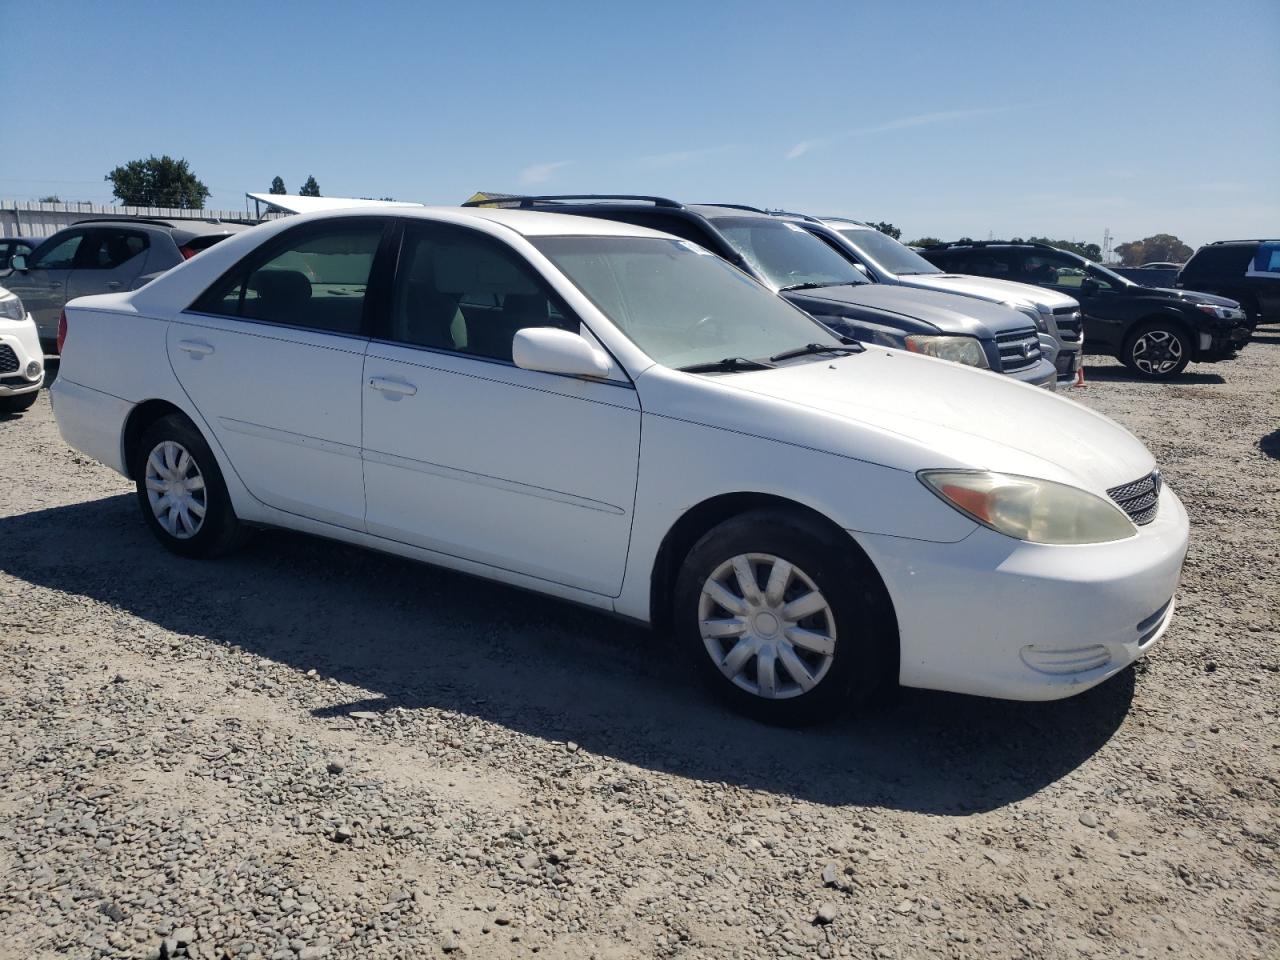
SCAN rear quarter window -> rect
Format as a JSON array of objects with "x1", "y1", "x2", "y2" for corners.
[{"x1": 1184, "y1": 245, "x2": 1254, "y2": 277}]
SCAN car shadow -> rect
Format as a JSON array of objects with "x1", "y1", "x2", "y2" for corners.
[
  {"x1": 1260, "y1": 428, "x2": 1280, "y2": 461},
  {"x1": 1082, "y1": 365, "x2": 1225, "y2": 385},
  {"x1": 0, "y1": 494, "x2": 1136, "y2": 815}
]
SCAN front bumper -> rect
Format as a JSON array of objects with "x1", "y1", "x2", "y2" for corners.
[
  {"x1": 854, "y1": 484, "x2": 1190, "y2": 701},
  {"x1": 1005, "y1": 356, "x2": 1058, "y2": 390},
  {"x1": 1196, "y1": 325, "x2": 1250, "y2": 362},
  {"x1": 0, "y1": 332, "x2": 44, "y2": 396}
]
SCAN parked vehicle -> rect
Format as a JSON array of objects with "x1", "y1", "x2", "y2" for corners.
[
  {"x1": 7, "y1": 218, "x2": 249, "y2": 350},
  {"x1": 1177, "y1": 240, "x2": 1280, "y2": 326},
  {"x1": 0, "y1": 237, "x2": 37, "y2": 275},
  {"x1": 466, "y1": 196, "x2": 1057, "y2": 388},
  {"x1": 920, "y1": 241, "x2": 1251, "y2": 379},
  {"x1": 807, "y1": 217, "x2": 1083, "y2": 384},
  {"x1": 52, "y1": 206, "x2": 1189, "y2": 723},
  {"x1": 0, "y1": 286, "x2": 44, "y2": 414}
]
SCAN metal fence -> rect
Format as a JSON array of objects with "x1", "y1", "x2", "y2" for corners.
[{"x1": 1, "y1": 200, "x2": 258, "y2": 238}]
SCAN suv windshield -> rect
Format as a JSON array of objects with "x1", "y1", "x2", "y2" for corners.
[
  {"x1": 835, "y1": 227, "x2": 941, "y2": 276},
  {"x1": 532, "y1": 236, "x2": 842, "y2": 371},
  {"x1": 709, "y1": 217, "x2": 866, "y2": 290}
]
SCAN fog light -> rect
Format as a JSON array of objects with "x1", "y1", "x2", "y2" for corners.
[
  {"x1": 26, "y1": 360, "x2": 42, "y2": 379},
  {"x1": 1020, "y1": 644, "x2": 1111, "y2": 675}
]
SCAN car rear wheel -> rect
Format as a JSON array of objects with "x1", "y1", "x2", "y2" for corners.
[
  {"x1": 1122, "y1": 322, "x2": 1191, "y2": 379},
  {"x1": 134, "y1": 414, "x2": 244, "y2": 558},
  {"x1": 0, "y1": 391, "x2": 39, "y2": 414},
  {"x1": 674, "y1": 508, "x2": 895, "y2": 725}
]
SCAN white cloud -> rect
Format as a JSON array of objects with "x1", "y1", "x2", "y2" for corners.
[
  {"x1": 635, "y1": 144, "x2": 735, "y2": 168},
  {"x1": 785, "y1": 139, "x2": 821, "y2": 160},
  {"x1": 518, "y1": 161, "x2": 572, "y2": 184},
  {"x1": 786, "y1": 106, "x2": 1009, "y2": 159}
]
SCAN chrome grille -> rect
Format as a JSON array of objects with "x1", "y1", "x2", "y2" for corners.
[
  {"x1": 1053, "y1": 307, "x2": 1083, "y2": 343},
  {"x1": 0, "y1": 344, "x2": 18, "y2": 374},
  {"x1": 995, "y1": 327, "x2": 1043, "y2": 372},
  {"x1": 1107, "y1": 471, "x2": 1162, "y2": 525}
]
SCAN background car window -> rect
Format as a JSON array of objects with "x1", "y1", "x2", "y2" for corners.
[
  {"x1": 29, "y1": 233, "x2": 84, "y2": 270},
  {"x1": 1249, "y1": 243, "x2": 1280, "y2": 276},
  {"x1": 76, "y1": 231, "x2": 149, "y2": 270},
  {"x1": 714, "y1": 218, "x2": 863, "y2": 289},
  {"x1": 389, "y1": 224, "x2": 576, "y2": 362},
  {"x1": 192, "y1": 222, "x2": 383, "y2": 334}
]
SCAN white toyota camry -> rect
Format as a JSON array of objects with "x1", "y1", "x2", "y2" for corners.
[{"x1": 50, "y1": 207, "x2": 1189, "y2": 723}]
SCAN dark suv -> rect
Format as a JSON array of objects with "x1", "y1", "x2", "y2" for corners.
[
  {"x1": 465, "y1": 196, "x2": 1056, "y2": 387},
  {"x1": 920, "y1": 241, "x2": 1251, "y2": 379},
  {"x1": 1177, "y1": 240, "x2": 1279, "y2": 327},
  {"x1": 7, "y1": 217, "x2": 249, "y2": 350}
]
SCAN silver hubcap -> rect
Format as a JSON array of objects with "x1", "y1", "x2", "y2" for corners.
[
  {"x1": 698, "y1": 553, "x2": 837, "y2": 700},
  {"x1": 1132, "y1": 330, "x2": 1183, "y2": 374},
  {"x1": 144, "y1": 440, "x2": 207, "y2": 539}
]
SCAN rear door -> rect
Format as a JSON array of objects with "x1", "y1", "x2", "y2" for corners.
[
  {"x1": 171, "y1": 217, "x2": 391, "y2": 530},
  {"x1": 1246, "y1": 242, "x2": 1280, "y2": 319},
  {"x1": 66, "y1": 227, "x2": 152, "y2": 301},
  {"x1": 7, "y1": 229, "x2": 86, "y2": 343}
]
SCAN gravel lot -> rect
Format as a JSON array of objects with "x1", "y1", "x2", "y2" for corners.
[{"x1": 2, "y1": 342, "x2": 1277, "y2": 960}]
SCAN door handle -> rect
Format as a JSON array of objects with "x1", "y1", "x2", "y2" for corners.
[
  {"x1": 177, "y1": 340, "x2": 214, "y2": 356},
  {"x1": 368, "y1": 377, "x2": 417, "y2": 397},
  {"x1": 105, "y1": 281, "x2": 122, "y2": 290}
]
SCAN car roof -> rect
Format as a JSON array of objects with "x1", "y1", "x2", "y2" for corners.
[
  {"x1": 1206, "y1": 239, "x2": 1277, "y2": 246},
  {"x1": 69, "y1": 217, "x2": 251, "y2": 238},
  {"x1": 410, "y1": 206, "x2": 673, "y2": 239},
  {"x1": 2, "y1": 236, "x2": 39, "y2": 244}
]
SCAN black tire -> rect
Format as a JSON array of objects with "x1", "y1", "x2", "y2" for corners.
[
  {"x1": 132, "y1": 414, "x2": 244, "y2": 558},
  {"x1": 673, "y1": 508, "x2": 897, "y2": 726},
  {"x1": 0, "y1": 390, "x2": 39, "y2": 414},
  {"x1": 1121, "y1": 321, "x2": 1191, "y2": 379}
]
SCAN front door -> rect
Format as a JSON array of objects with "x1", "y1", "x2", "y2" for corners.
[
  {"x1": 8, "y1": 229, "x2": 86, "y2": 344},
  {"x1": 361, "y1": 220, "x2": 641, "y2": 596},
  {"x1": 171, "y1": 218, "x2": 390, "y2": 530}
]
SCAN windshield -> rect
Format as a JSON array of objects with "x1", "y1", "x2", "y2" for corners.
[
  {"x1": 531, "y1": 236, "x2": 842, "y2": 370},
  {"x1": 709, "y1": 217, "x2": 866, "y2": 290},
  {"x1": 1087, "y1": 261, "x2": 1136, "y2": 287},
  {"x1": 836, "y1": 227, "x2": 942, "y2": 276}
]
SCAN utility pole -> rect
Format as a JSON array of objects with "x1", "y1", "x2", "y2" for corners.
[{"x1": 1102, "y1": 228, "x2": 1113, "y2": 264}]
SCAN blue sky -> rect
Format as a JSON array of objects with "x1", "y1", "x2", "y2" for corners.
[{"x1": 2, "y1": 0, "x2": 1277, "y2": 248}]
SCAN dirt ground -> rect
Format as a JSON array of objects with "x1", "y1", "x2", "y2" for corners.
[{"x1": 1, "y1": 341, "x2": 1277, "y2": 960}]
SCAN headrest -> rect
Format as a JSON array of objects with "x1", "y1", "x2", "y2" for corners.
[{"x1": 250, "y1": 269, "x2": 312, "y2": 305}]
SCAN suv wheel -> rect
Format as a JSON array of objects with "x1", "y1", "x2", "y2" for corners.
[
  {"x1": 1122, "y1": 321, "x2": 1191, "y2": 379},
  {"x1": 674, "y1": 509, "x2": 895, "y2": 725},
  {"x1": 133, "y1": 414, "x2": 245, "y2": 558}
]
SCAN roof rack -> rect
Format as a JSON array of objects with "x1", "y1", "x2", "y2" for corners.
[
  {"x1": 694, "y1": 203, "x2": 768, "y2": 213},
  {"x1": 71, "y1": 216, "x2": 182, "y2": 227},
  {"x1": 461, "y1": 194, "x2": 684, "y2": 209},
  {"x1": 765, "y1": 209, "x2": 823, "y2": 224},
  {"x1": 1209, "y1": 238, "x2": 1277, "y2": 244},
  {"x1": 923, "y1": 239, "x2": 1059, "y2": 251}
]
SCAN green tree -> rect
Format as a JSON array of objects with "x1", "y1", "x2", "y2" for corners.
[
  {"x1": 299, "y1": 176, "x2": 321, "y2": 197},
  {"x1": 1114, "y1": 234, "x2": 1193, "y2": 266},
  {"x1": 37, "y1": 195, "x2": 61, "y2": 203},
  {"x1": 269, "y1": 176, "x2": 287, "y2": 195},
  {"x1": 1027, "y1": 236, "x2": 1103, "y2": 262},
  {"x1": 906, "y1": 237, "x2": 942, "y2": 248},
  {"x1": 104, "y1": 155, "x2": 210, "y2": 208},
  {"x1": 869, "y1": 221, "x2": 901, "y2": 240}
]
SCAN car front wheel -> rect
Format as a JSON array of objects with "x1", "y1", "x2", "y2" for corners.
[
  {"x1": 133, "y1": 414, "x2": 244, "y2": 558},
  {"x1": 674, "y1": 509, "x2": 896, "y2": 725},
  {"x1": 1122, "y1": 322, "x2": 1191, "y2": 379}
]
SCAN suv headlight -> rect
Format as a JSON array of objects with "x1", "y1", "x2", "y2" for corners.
[
  {"x1": 1194, "y1": 303, "x2": 1241, "y2": 321},
  {"x1": 919, "y1": 470, "x2": 1136, "y2": 544},
  {"x1": 904, "y1": 335, "x2": 989, "y2": 368},
  {"x1": 0, "y1": 292, "x2": 24, "y2": 322},
  {"x1": 1005, "y1": 302, "x2": 1048, "y2": 333}
]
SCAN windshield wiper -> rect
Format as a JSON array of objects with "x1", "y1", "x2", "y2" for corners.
[
  {"x1": 677, "y1": 356, "x2": 775, "y2": 374},
  {"x1": 778, "y1": 280, "x2": 859, "y2": 292},
  {"x1": 769, "y1": 342, "x2": 865, "y2": 362}
]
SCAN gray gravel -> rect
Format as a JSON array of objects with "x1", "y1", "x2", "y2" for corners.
[{"x1": 1, "y1": 342, "x2": 1277, "y2": 959}]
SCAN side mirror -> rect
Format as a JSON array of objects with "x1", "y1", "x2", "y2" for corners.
[
  {"x1": 9, "y1": 254, "x2": 27, "y2": 272},
  {"x1": 1080, "y1": 277, "x2": 1100, "y2": 296},
  {"x1": 513, "y1": 327, "x2": 612, "y2": 378}
]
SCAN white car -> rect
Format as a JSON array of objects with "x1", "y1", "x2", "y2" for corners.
[
  {"x1": 50, "y1": 207, "x2": 1189, "y2": 723},
  {"x1": 0, "y1": 286, "x2": 44, "y2": 413}
]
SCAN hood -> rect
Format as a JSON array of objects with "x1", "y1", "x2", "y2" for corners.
[
  {"x1": 904, "y1": 274, "x2": 1080, "y2": 312},
  {"x1": 716, "y1": 348, "x2": 1156, "y2": 494},
  {"x1": 791, "y1": 283, "x2": 1035, "y2": 337},
  {"x1": 1142, "y1": 286, "x2": 1239, "y2": 308}
]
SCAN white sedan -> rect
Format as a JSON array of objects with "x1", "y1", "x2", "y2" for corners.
[{"x1": 50, "y1": 207, "x2": 1189, "y2": 723}]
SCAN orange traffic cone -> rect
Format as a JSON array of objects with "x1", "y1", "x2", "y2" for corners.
[{"x1": 1075, "y1": 362, "x2": 1086, "y2": 387}]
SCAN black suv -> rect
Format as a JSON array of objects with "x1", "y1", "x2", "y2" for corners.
[
  {"x1": 1177, "y1": 240, "x2": 1279, "y2": 327},
  {"x1": 920, "y1": 241, "x2": 1251, "y2": 379},
  {"x1": 464, "y1": 196, "x2": 1056, "y2": 387}
]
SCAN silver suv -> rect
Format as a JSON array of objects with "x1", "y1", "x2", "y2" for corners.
[
  {"x1": 809, "y1": 218, "x2": 1084, "y2": 385},
  {"x1": 7, "y1": 217, "x2": 249, "y2": 350}
]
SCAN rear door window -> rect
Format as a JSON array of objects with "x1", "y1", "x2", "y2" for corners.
[
  {"x1": 190, "y1": 219, "x2": 387, "y2": 335},
  {"x1": 76, "y1": 230, "x2": 150, "y2": 270}
]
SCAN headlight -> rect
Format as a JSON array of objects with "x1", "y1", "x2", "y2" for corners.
[
  {"x1": 0, "y1": 292, "x2": 24, "y2": 322},
  {"x1": 919, "y1": 470, "x2": 1136, "y2": 544},
  {"x1": 903, "y1": 335, "x2": 990, "y2": 368},
  {"x1": 1194, "y1": 303, "x2": 1241, "y2": 321},
  {"x1": 1006, "y1": 302, "x2": 1048, "y2": 333}
]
